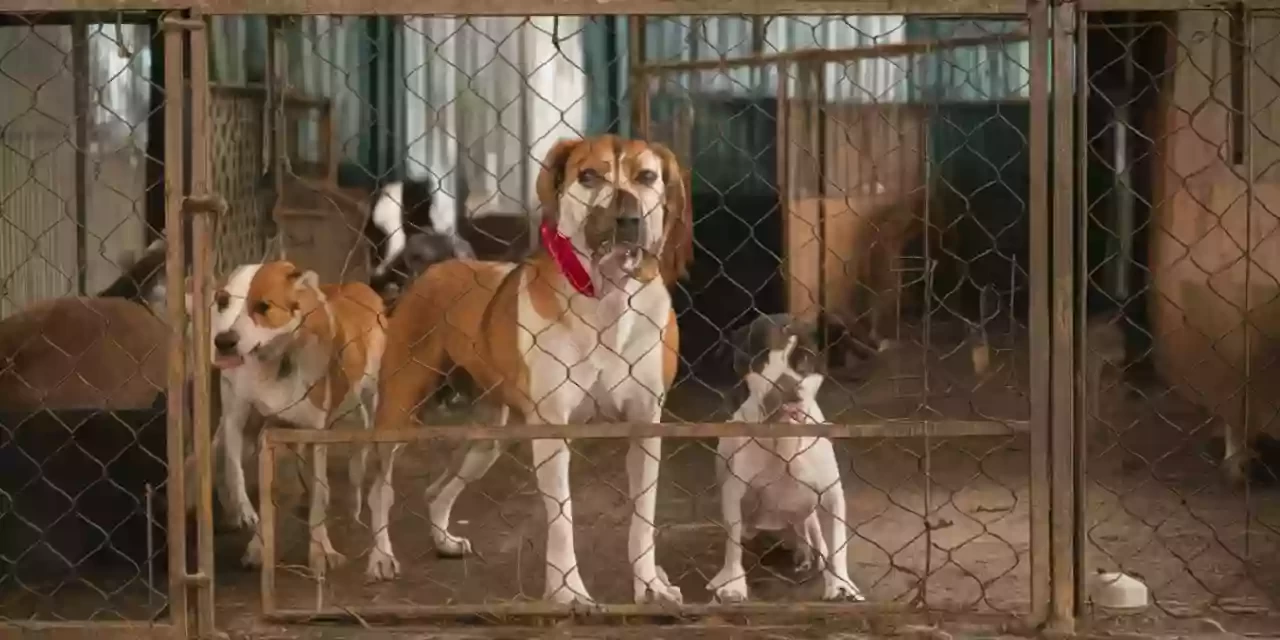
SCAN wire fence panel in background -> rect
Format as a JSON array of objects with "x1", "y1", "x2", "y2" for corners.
[
  {"x1": 0, "y1": 13, "x2": 187, "y2": 637},
  {"x1": 1081, "y1": 8, "x2": 1280, "y2": 637}
]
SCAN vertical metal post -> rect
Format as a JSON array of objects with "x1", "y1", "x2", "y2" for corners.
[
  {"x1": 777, "y1": 60, "x2": 790, "y2": 314},
  {"x1": 259, "y1": 437, "x2": 278, "y2": 614},
  {"x1": 1050, "y1": 0, "x2": 1079, "y2": 633},
  {"x1": 272, "y1": 18, "x2": 290, "y2": 188},
  {"x1": 1026, "y1": 0, "x2": 1052, "y2": 628},
  {"x1": 187, "y1": 12, "x2": 217, "y2": 639},
  {"x1": 1073, "y1": 11, "x2": 1091, "y2": 617},
  {"x1": 629, "y1": 16, "x2": 649, "y2": 140},
  {"x1": 1240, "y1": 4, "x2": 1256, "y2": 561},
  {"x1": 161, "y1": 15, "x2": 190, "y2": 637},
  {"x1": 72, "y1": 18, "x2": 89, "y2": 295}
]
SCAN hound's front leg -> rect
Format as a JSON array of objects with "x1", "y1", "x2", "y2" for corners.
[
  {"x1": 532, "y1": 435, "x2": 593, "y2": 605},
  {"x1": 623, "y1": 397, "x2": 681, "y2": 605}
]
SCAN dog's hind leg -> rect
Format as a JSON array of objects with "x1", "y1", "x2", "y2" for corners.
[
  {"x1": 350, "y1": 392, "x2": 375, "y2": 524},
  {"x1": 426, "y1": 403, "x2": 507, "y2": 558},
  {"x1": 365, "y1": 334, "x2": 446, "y2": 582},
  {"x1": 307, "y1": 441, "x2": 346, "y2": 577},
  {"x1": 793, "y1": 512, "x2": 824, "y2": 574}
]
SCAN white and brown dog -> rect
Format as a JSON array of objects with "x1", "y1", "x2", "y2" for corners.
[
  {"x1": 195, "y1": 261, "x2": 385, "y2": 576},
  {"x1": 710, "y1": 315, "x2": 863, "y2": 603},
  {"x1": 363, "y1": 135, "x2": 693, "y2": 605}
]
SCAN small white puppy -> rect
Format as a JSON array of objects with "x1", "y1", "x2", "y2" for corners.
[{"x1": 709, "y1": 316, "x2": 863, "y2": 603}]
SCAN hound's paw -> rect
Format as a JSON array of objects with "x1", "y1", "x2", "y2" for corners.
[
  {"x1": 364, "y1": 548, "x2": 400, "y2": 582},
  {"x1": 308, "y1": 543, "x2": 347, "y2": 578},
  {"x1": 708, "y1": 567, "x2": 749, "y2": 604},
  {"x1": 240, "y1": 535, "x2": 264, "y2": 569},
  {"x1": 634, "y1": 570, "x2": 683, "y2": 605},
  {"x1": 545, "y1": 584, "x2": 596, "y2": 607},
  {"x1": 822, "y1": 576, "x2": 865, "y2": 602},
  {"x1": 432, "y1": 530, "x2": 473, "y2": 558}
]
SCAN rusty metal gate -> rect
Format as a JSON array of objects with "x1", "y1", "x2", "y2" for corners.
[{"x1": 3, "y1": 0, "x2": 1280, "y2": 639}]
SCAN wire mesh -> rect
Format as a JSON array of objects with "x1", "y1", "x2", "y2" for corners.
[
  {"x1": 16, "y1": 5, "x2": 1280, "y2": 638},
  {"x1": 171, "y1": 14, "x2": 1048, "y2": 633},
  {"x1": 1079, "y1": 9, "x2": 1280, "y2": 636},
  {"x1": 0, "y1": 15, "x2": 175, "y2": 625}
]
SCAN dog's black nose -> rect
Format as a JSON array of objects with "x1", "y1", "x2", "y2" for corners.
[
  {"x1": 213, "y1": 331, "x2": 239, "y2": 354},
  {"x1": 614, "y1": 216, "x2": 643, "y2": 245}
]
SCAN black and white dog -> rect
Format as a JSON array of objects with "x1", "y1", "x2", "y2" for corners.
[
  {"x1": 364, "y1": 178, "x2": 476, "y2": 308},
  {"x1": 363, "y1": 177, "x2": 478, "y2": 411}
]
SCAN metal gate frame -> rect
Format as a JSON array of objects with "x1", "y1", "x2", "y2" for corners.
[{"x1": 243, "y1": 1, "x2": 1070, "y2": 636}]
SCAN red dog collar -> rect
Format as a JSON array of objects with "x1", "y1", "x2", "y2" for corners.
[{"x1": 540, "y1": 220, "x2": 596, "y2": 298}]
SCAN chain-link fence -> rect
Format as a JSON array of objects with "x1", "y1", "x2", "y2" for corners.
[
  {"x1": 242, "y1": 10, "x2": 1047, "y2": 635},
  {"x1": 8, "y1": 3, "x2": 1280, "y2": 640},
  {"x1": 1080, "y1": 8, "x2": 1280, "y2": 637},
  {"x1": 0, "y1": 11, "x2": 185, "y2": 634}
]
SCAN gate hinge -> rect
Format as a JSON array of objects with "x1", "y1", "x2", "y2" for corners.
[{"x1": 185, "y1": 194, "x2": 227, "y2": 217}]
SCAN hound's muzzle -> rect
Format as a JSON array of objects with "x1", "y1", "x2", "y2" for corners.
[{"x1": 584, "y1": 189, "x2": 661, "y2": 282}]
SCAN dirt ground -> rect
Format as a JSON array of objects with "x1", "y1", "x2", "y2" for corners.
[{"x1": 5, "y1": 333, "x2": 1280, "y2": 637}]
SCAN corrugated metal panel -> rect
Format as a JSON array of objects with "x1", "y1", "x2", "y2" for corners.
[
  {"x1": 89, "y1": 23, "x2": 151, "y2": 147},
  {"x1": 908, "y1": 18, "x2": 1031, "y2": 101},
  {"x1": 208, "y1": 16, "x2": 370, "y2": 166},
  {"x1": 644, "y1": 16, "x2": 909, "y2": 103},
  {"x1": 290, "y1": 17, "x2": 367, "y2": 166},
  {"x1": 0, "y1": 131, "x2": 78, "y2": 316},
  {"x1": 402, "y1": 17, "x2": 587, "y2": 227}
]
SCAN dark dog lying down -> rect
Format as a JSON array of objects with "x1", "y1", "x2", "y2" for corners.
[{"x1": 0, "y1": 240, "x2": 191, "y2": 589}]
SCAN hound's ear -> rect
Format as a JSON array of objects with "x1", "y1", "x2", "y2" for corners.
[
  {"x1": 288, "y1": 268, "x2": 320, "y2": 292},
  {"x1": 536, "y1": 138, "x2": 584, "y2": 223},
  {"x1": 650, "y1": 142, "x2": 692, "y2": 285}
]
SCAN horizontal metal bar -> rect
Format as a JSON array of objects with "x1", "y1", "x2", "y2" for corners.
[
  {"x1": 0, "y1": 622, "x2": 179, "y2": 640},
  {"x1": 210, "y1": 83, "x2": 332, "y2": 109},
  {"x1": 264, "y1": 419, "x2": 1028, "y2": 445},
  {"x1": 1078, "y1": 0, "x2": 1279, "y2": 8},
  {"x1": 0, "y1": 12, "x2": 157, "y2": 25},
  {"x1": 638, "y1": 31, "x2": 1029, "y2": 74},
  {"x1": 265, "y1": 601, "x2": 903, "y2": 624},
  {"x1": 0, "y1": 0, "x2": 1028, "y2": 15},
  {"x1": 160, "y1": 15, "x2": 205, "y2": 30}
]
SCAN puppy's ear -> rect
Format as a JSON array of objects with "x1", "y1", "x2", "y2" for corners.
[{"x1": 289, "y1": 269, "x2": 321, "y2": 292}]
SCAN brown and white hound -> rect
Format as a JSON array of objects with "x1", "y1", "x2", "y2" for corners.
[{"x1": 362, "y1": 135, "x2": 692, "y2": 605}]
